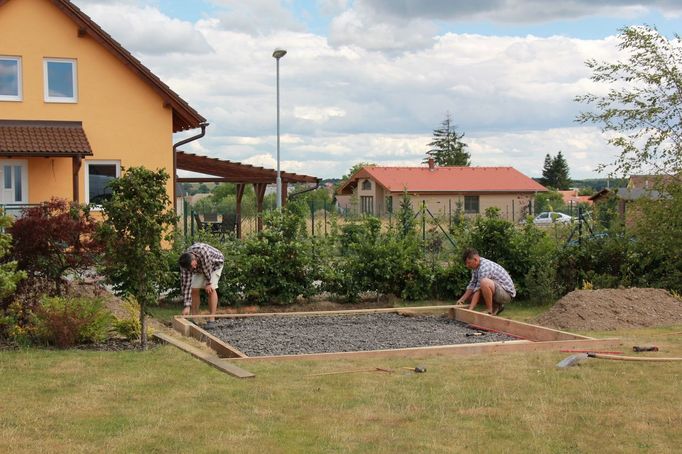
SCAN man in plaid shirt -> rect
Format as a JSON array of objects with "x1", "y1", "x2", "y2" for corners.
[
  {"x1": 456, "y1": 248, "x2": 515, "y2": 316},
  {"x1": 179, "y1": 243, "x2": 224, "y2": 327}
]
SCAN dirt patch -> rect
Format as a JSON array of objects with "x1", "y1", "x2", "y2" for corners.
[{"x1": 534, "y1": 288, "x2": 682, "y2": 331}]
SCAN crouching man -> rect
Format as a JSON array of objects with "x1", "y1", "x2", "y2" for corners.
[
  {"x1": 179, "y1": 242, "x2": 224, "y2": 328},
  {"x1": 456, "y1": 248, "x2": 515, "y2": 316}
]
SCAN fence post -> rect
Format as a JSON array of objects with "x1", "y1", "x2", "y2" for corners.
[
  {"x1": 310, "y1": 200, "x2": 315, "y2": 237},
  {"x1": 422, "y1": 200, "x2": 426, "y2": 242}
]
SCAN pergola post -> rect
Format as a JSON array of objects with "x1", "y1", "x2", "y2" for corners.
[
  {"x1": 253, "y1": 183, "x2": 267, "y2": 232},
  {"x1": 235, "y1": 183, "x2": 245, "y2": 238},
  {"x1": 72, "y1": 156, "x2": 82, "y2": 202}
]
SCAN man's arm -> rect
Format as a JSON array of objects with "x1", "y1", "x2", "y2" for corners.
[
  {"x1": 457, "y1": 288, "x2": 474, "y2": 305},
  {"x1": 180, "y1": 268, "x2": 192, "y2": 307}
]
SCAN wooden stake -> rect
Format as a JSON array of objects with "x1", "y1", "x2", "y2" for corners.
[{"x1": 308, "y1": 367, "x2": 393, "y2": 377}]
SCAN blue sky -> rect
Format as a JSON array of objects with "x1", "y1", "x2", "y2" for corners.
[{"x1": 75, "y1": 0, "x2": 682, "y2": 180}]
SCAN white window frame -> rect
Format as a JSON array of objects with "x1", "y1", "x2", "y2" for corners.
[
  {"x1": 85, "y1": 160, "x2": 120, "y2": 208},
  {"x1": 0, "y1": 56, "x2": 22, "y2": 101},
  {"x1": 43, "y1": 58, "x2": 78, "y2": 103}
]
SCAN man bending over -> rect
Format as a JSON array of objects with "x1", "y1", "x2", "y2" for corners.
[
  {"x1": 456, "y1": 248, "x2": 515, "y2": 316},
  {"x1": 179, "y1": 242, "x2": 224, "y2": 328}
]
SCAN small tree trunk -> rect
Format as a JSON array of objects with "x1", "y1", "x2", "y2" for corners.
[{"x1": 140, "y1": 298, "x2": 148, "y2": 351}]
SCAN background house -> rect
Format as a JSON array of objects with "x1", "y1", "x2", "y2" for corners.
[
  {"x1": 336, "y1": 161, "x2": 547, "y2": 223},
  {"x1": 0, "y1": 0, "x2": 206, "y2": 213}
]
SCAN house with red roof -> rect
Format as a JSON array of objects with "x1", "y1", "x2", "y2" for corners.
[{"x1": 336, "y1": 160, "x2": 547, "y2": 223}]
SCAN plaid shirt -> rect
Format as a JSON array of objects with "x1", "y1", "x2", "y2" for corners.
[
  {"x1": 467, "y1": 257, "x2": 516, "y2": 297},
  {"x1": 180, "y1": 243, "x2": 224, "y2": 307}
]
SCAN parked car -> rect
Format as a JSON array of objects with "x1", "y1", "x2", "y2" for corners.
[{"x1": 530, "y1": 211, "x2": 574, "y2": 225}]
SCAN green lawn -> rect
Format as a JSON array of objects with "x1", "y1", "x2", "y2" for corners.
[{"x1": 2, "y1": 305, "x2": 680, "y2": 453}]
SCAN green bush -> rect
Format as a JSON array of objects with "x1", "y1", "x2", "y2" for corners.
[
  {"x1": 112, "y1": 298, "x2": 153, "y2": 340},
  {"x1": 33, "y1": 296, "x2": 112, "y2": 348}
]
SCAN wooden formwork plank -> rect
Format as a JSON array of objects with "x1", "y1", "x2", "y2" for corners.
[
  {"x1": 173, "y1": 316, "x2": 193, "y2": 337},
  {"x1": 233, "y1": 337, "x2": 622, "y2": 362},
  {"x1": 154, "y1": 332, "x2": 254, "y2": 378},
  {"x1": 181, "y1": 305, "x2": 463, "y2": 320},
  {"x1": 188, "y1": 324, "x2": 247, "y2": 358},
  {"x1": 454, "y1": 308, "x2": 590, "y2": 341}
]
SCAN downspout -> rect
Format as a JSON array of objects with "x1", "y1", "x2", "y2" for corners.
[
  {"x1": 288, "y1": 181, "x2": 321, "y2": 200},
  {"x1": 172, "y1": 123, "x2": 208, "y2": 210}
]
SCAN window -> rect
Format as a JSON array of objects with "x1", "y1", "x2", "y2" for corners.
[
  {"x1": 86, "y1": 161, "x2": 120, "y2": 206},
  {"x1": 361, "y1": 196, "x2": 374, "y2": 214},
  {"x1": 44, "y1": 58, "x2": 77, "y2": 102},
  {"x1": 385, "y1": 196, "x2": 393, "y2": 214},
  {"x1": 362, "y1": 179, "x2": 372, "y2": 190},
  {"x1": 464, "y1": 195, "x2": 479, "y2": 214},
  {"x1": 0, "y1": 56, "x2": 21, "y2": 101}
]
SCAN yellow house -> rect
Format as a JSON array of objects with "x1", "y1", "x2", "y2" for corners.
[{"x1": 0, "y1": 0, "x2": 206, "y2": 212}]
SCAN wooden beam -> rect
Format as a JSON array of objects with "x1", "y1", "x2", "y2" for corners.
[
  {"x1": 253, "y1": 182, "x2": 267, "y2": 232},
  {"x1": 234, "y1": 338, "x2": 623, "y2": 362},
  {"x1": 454, "y1": 308, "x2": 590, "y2": 341},
  {"x1": 72, "y1": 156, "x2": 82, "y2": 202},
  {"x1": 154, "y1": 332, "x2": 254, "y2": 378},
  {"x1": 281, "y1": 181, "x2": 288, "y2": 207},
  {"x1": 181, "y1": 305, "x2": 461, "y2": 320},
  {"x1": 188, "y1": 324, "x2": 247, "y2": 358},
  {"x1": 236, "y1": 183, "x2": 245, "y2": 239}
]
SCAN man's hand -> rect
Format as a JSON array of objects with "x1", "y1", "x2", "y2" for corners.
[
  {"x1": 205, "y1": 283, "x2": 215, "y2": 295},
  {"x1": 182, "y1": 306, "x2": 191, "y2": 316}
]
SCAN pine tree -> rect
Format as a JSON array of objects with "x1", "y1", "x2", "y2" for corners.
[
  {"x1": 540, "y1": 152, "x2": 571, "y2": 189},
  {"x1": 540, "y1": 154, "x2": 553, "y2": 187},
  {"x1": 424, "y1": 112, "x2": 470, "y2": 166},
  {"x1": 551, "y1": 151, "x2": 571, "y2": 190}
]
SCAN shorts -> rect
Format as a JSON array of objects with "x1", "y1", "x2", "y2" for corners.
[
  {"x1": 191, "y1": 265, "x2": 223, "y2": 289},
  {"x1": 493, "y1": 283, "x2": 512, "y2": 305}
]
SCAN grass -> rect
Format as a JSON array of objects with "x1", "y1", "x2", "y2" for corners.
[{"x1": 4, "y1": 305, "x2": 679, "y2": 453}]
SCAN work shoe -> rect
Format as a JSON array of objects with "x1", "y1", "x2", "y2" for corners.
[
  {"x1": 493, "y1": 304, "x2": 505, "y2": 316},
  {"x1": 204, "y1": 321, "x2": 217, "y2": 330}
]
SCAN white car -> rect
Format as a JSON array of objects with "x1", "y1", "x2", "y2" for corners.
[{"x1": 532, "y1": 211, "x2": 574, "y2": 225}]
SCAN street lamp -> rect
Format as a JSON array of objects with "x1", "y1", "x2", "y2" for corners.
[{"x1": 273, "y1": 48, "x2": 287, "y2": 210}]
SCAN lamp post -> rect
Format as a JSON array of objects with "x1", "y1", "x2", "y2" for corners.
[{"x1": 273, "y1": 48, "x2": 287, "y2": 210}]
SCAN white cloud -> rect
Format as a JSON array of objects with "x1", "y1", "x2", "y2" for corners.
[{"x1": 77, "y1": 3, "x2": 212, "y2": 55}]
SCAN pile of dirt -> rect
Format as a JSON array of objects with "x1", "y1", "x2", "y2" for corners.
[{"x1": 534, "y1": 288, "x2": 682, "y2": 331}]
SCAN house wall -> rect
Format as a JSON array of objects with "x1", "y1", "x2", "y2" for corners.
[{"x1": 0, "y1": 0, "x2": 174, "y2": 204}]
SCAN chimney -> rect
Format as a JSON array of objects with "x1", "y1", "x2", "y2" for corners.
[{"x1": 428, "y1": 158, "x2": 435, "y2": 171}]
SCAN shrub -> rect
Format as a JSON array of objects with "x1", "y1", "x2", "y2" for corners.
[
  {"x1": 113, "y1": 298, "x2": 153, "y2": 340},
  {"x1": 9, "y1": 198, "x2": 100, "y2": 295},
  {"x1": 33, "y1": 296, "x2": 112, "y2": 348}
]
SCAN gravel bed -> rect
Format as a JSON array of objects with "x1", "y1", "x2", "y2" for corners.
[{"x1": 204, "y1": 313, "x2": 516, "y2": 357}]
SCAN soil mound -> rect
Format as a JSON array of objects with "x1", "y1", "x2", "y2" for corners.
[{"x1": 534, "y1": 288, "x2": 682, "y2": 331}]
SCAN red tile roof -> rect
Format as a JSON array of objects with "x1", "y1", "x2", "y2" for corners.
[
  {"x1": 339, "y1": 166, "x2": 546, "y2": 194},
  {"x1": 0, "y1": 120, "x2": 93, "y2": 156}
]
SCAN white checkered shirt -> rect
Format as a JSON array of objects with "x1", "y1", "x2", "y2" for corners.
[
  {"x1": 466, "y1": 257, "x2": 516, "y2": 297},
  {"x1": 180, "y1": 243, "x2": 224, "y2": 307}
]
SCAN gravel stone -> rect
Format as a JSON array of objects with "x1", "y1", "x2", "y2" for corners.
[{"x1": 204, "y1": 313, "x2": 516, "y2": 357}]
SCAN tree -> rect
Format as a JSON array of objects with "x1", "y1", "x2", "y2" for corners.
[
  {"x1": 540, "y1": 152, "x2": 571, "y2": 189},
  {"x1": 424, "y1": 112, "x2": 470, "y2": 166},
  {"x1": 97, "y1": 167, "x2": 177, "y2": 350},
  {"x1": 340, "y1": 162, "x2": 375, "y2": 183},
  {"x1": 576, "y1": 25, "x2": 682, "y2": 179},
  {"x1": 10, "y1": 198, "x2": 100, "y2": 295},
  {"x1": 540, "y1": 154, "x2": 554, "y2": 187}
]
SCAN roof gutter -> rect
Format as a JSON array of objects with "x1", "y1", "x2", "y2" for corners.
[
  {"x1": 288, "y1": 181, "x2": 320, "y2": 201},
  {"x1": 173, "y1": 123, "x2": 208, "y2": 210}
]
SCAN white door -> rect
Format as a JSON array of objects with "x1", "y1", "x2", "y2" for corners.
[{"x1": 0, "y1": 160, "x2": 28, "y2": 205}]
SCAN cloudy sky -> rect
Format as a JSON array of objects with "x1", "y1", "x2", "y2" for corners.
[{"x1": 73, "y1": 0, "x2": 682, "y2": 180}]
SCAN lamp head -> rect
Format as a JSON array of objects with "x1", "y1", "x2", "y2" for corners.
[{"x1": 272, "y1": 48, "x2": 287, "y2": 59}]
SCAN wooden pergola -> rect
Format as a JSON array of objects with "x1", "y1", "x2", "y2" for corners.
[{"x1": 176, "y1": 151, "x2": 319, "y2": 236}]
